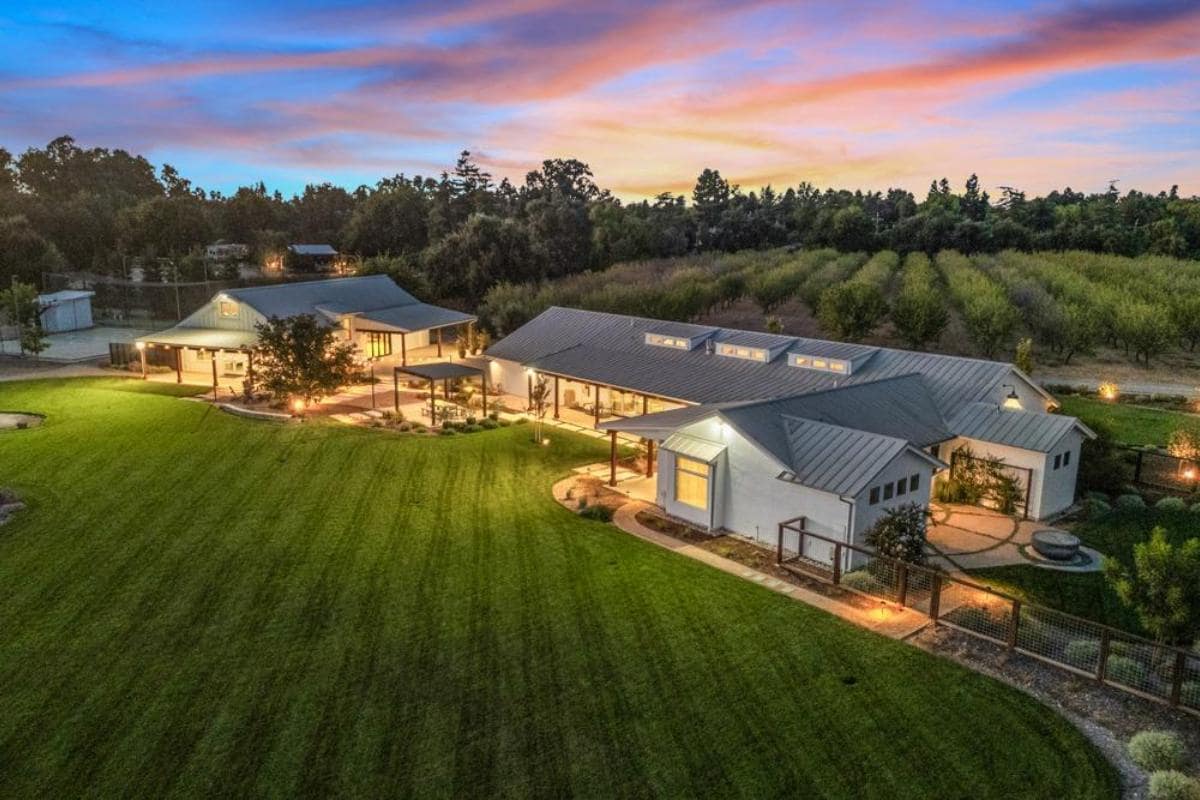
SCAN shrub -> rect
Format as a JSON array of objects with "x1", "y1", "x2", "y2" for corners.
[
  {"x1": 1086, "y1": 490, "x2": 1111, "y2": 504},
  {"x1": 514, "y1": 418, "x2": 528, "y2": 425},
  {"x1": 411, "y1": 422, "x2": 426, "y2": 433},
  {"x1": 864, "y1": 503, "x2": 929, "y2": 564},
  {"x1": 480, "y1": 418, "x2": 499, "y2": 429},
  {"x1": 438, "y1": 427, "x2": 457, "y2": 436},
  {"x1": 488, "y1": 411, "x2": 499, "y2": 421},
  {"x1": 1147, "y1": 771, "x2": 1200, "y2": 800},
  {"x1": 1181, "y1": 681, "x2": 1200, "y2": 708},
  {"x1": 1063, "y1": 639, "x2": 1101, "y2": 669},
  {"x1": 1115, "y1": 493, "x2": 1146, "y2": 510},
  {"x1": 579, "y1": 504, "x2": 613, "y2": 522},
  {"x1": 1190, "y1": 502, "x2": 1200, "y2": 515},
  {"x1": 464, "y1": 424, "x2": 483, "y2": 433},
  {"x1": 1083, "y1": 497, "x2": 1112, "y2": 518},
  {"x1": 840, "y1": 570, "x2": 884, "y2": 594},
  {"x1": 397, "y1": 421, "x2": 412, "y2": 432},
  {"x1": 465, "y1": 415, "x2": 477, "y2": 426},
  {"x1": 1156, "y1": 497, "x2": 1188, "y2": 512},
  {"x1": 1129, "y1": 731, "x2": 1186, "y2": 772},
  {"x1": 498, "y1": 418, "x2": 512, "y2": 427},
  {"x1": 1105, "y1": 655, "x2": 1146, "y2": 686}
]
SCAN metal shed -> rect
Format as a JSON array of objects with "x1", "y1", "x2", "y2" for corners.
[{"x1": 38, "y1": 291, "x2": 95, "y2": 333}]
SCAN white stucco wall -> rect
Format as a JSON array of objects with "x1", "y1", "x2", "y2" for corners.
[
  {"x1": 486, "y1": 357, "x2": 528, "y2": 400},
  {"x1": 851, "y1": 450, "x2": 940, "y2": 538},
  {"x1": 935, "y1": 431, "x2": 1083, "y2": 520}
]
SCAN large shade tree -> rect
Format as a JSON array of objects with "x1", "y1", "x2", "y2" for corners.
[{"x1": 252, "y1": 314, "x2": 358, "y2": 407}]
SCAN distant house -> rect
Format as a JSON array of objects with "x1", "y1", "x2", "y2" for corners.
[
  {"x1": 205, "y1": 242, "x2": 249, "y2": 261},
  {"x1": 485, "y1": 307, "x2": 1093, "y2": 564},
  {"x1": 284, "y1": 244, "x2": 341, "y2": 273},
  {"x1": 135, "y1": 276, "x2": 474, "y2": 385},
  {"x1": 37, "y1": 290, "x2": 95, "y2": 333}
]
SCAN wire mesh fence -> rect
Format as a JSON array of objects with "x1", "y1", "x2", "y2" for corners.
[
  {"x1": 776, "y1": 518, "x2": 1199, "y2": 716},
  {"x1": 1124, "y1": 446, "x2": 1200, "y2": 494}
]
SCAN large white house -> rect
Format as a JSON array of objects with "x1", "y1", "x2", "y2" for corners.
[
  {"x1": 485, "y1": 307, "x2": 1094, "y2": 561},
  {"x1": 136, "y1": 276, "x2": 474, "y2": 384}
]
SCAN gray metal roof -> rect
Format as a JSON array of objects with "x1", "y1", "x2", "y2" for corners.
[
  {"x1": 949, "y1": 403, "x2": 1095, "y2": 452},
  {"x1": 645, "y1": 321, "x2": 719, "y2": 341},
  {"x1": 288, "y1": 244, "x2": 338, "y2": 256},
  {"x1": 661, "y1": 432, "x2": 726, "y2": 463},
  {"x1": 38, "y1": 290, "x2": 94, "y2": 304},
  {"x1": 489, "y1": 306, "x2": 1031, "y2": 415},
  {"x1": 137, "y1": 326, "x2": 259, "y2": 349},
  {"x1": 395, "y1": 361, "x2": 484, "y2": 381},
  {"x1": 225, "y1": 276, "x2": 419, "y2": 319},
  {"x1": 777, "y1": 418, "x2": 915, "y2": 496},
  {"x1": 357, "y1": 303, "x2": 475, "y2": 333}
]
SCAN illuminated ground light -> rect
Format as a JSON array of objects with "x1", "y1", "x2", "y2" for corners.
[{"x1": 1098, "y1": 381, "x2": 1119, "y2": 401}]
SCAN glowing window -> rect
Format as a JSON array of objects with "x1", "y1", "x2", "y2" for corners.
[
  {"x1": 717, "y1": 344, "x2": 768, "y2": 362},
  {"x1": 218, "y1": 299, "x2": 238, "y2": 318},
  {"x1": 674, "y1": 456, "x2": 710, "y2": 510},
  {"x1": 646, "y1": 333, "x2": 690, "y2": 350},
  {"x1": 366, "y1": 331, "x2": 392, "y2": 359}
]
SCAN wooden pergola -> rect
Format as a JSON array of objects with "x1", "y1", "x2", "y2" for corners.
[{"x1": 393, "y1": 359, "x2": 489, "y2": 420}]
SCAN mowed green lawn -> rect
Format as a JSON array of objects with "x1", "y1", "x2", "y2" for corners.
[
  {"x1": 0, "y1": 380, "x2": 1116, "y2": 799},
  {"x1": 1058, "y1": 394, "x2": 1198, "y2": 446}
]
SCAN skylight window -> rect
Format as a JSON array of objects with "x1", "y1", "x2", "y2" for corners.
[
  {"x1": 645, "y1": 333, "x2": 690, "y2": 349},
  {"x1": 716, "y1": 343, "x2": 768, "y2": 362},
  {"x1": 788, "y1": 353, "x2": 852, "y2": 374}
]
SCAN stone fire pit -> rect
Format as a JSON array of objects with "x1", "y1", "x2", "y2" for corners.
[{"x1": 1031, "y1": 529, "x2": 1081, "y2": 561}]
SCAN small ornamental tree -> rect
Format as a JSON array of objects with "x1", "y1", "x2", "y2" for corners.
[
  {"x1": 891, "y1": 285, "x2": 948, "y2": 349},
  {"x1": 1104, "y1": 527, "x2": 1200, "y2": 646},
  {"x1": 1015, "y1": 337, "x2": 1034, "y2": 375},
  {"x1": 528, "y1": 374, "x2": 551, "y2": 442},
  {"x1": 865, "y1": 502, "x2": 930, "y2": 565},
  {"x1": 252, "y1": 314, "x2": 358, "y2": 407},
  {"x1": 0, "y1": 281, "x2": 48, "y2": 358}
]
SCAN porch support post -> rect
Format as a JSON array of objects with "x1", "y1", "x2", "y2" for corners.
[
  {"x1": 211, "y1": 354, "x2": 219, "y2": 400},
  {"x1": 400, "y1": 332, "x2": 407, "y2": 366},
  {"x1": 553, "y1": 375, "x2": 560, "y2": 419},
  {"x1": 609, "y1": 430, "x2": 618, "y2": 486},
  {"x1": 393, "y1": 369, "x2": 399, "y2": 413},
  {"x1": 436, "y1": 328, "x2": 442, "y2": 358},
  {"x1": 429, "y1": 380, "x2": 435, "y2": 421},
  {"x1": 246, "y1": 351, "x2": 255, "y2": 392},
  {"x1": 481, "y1": 370, "x2": 488, "y2": 416},
  {"x1": 593, "y1": 384, "x2": 601, "y2": 428},
  {"x1": 175, "y1": 347, "x2": 182, "y2": 383},
  {"x1": 139, "y1": 346, "x2": 148, "y2": 380},
  {"x1": 642, "y1": 394, "x2": 648, "y2": 416},
  {"x1": 646, "y1": 439, "x2": 655, "y2": 477}
]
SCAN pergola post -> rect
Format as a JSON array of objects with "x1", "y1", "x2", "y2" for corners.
[
  {"x1": 429, "y1": 380, "x2": 436, "y2": 422},
  {"x1": 436, "y1": 328, "x2": 442, "y2": 358},
  {"x1": 246, "y1": 350, "x2": 255, "y2": 393},
  {"x1": 175, "y1": 347, "x2": 182, "y2": 383},
  {"x1": 593, "y1": 384, "x2": 601, "y2": 428},
  {"x1": 138, "y1": 346, "x2": 148, "y2": 380},
  {"x1": 646, "y1": 439, "x2": 655, "y2": 477},
  {"x1": 642, "y1": 395, "x2": 648, "y2": 416},
  {"x1": 481, "y1": 371, "x2": 488, "y2": 416},
  {"x1": 553, "y1": 375, "x2": 560, "y2": 419},
  {"x1": 400, "y1": 332, "x2": 407, "y2": 366},
  {"x1": 393, "y1": 369, "x2": 400, "y2": 412},
  {"x1": 609, "y1": 430, "x2": 618, "y2": 486},
  {"x1": 211, "y1": 354, "x2": 219, "y2": 400}
]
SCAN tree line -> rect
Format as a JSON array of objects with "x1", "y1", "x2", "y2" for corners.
[{"x1": 2, "y1": 135, "x2": 1199, "y2": 307}]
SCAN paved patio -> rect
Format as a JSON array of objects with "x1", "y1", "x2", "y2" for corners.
[{"x1": 925, "y1": 503, "x2": 1047, "y2": 571}]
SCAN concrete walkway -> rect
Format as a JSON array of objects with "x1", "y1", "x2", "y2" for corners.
[{"x1": 1038, "y1": 375, "x2": 1199, "y2": 398}]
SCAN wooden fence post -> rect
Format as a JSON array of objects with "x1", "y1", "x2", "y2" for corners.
[
  {"x1": 1170, "y1": 650, "x2": 1186, "y2": 706},
  {"x1": 1097, "y1": 630, "x2": 1110, "y2": 683},
  {"x1": 776, "y1": 523, "x2": 784, "y2": 565},
  {"x1": 1007, "y1": 599, "x2": 1021, "y2": 650},
  {"x1": 832, "y1": 542, "x2": 842, "y2": 585},
  {"x1": 929, "y1": 574, "x2": 942, "y2": 624},
  {"x1": 897, "y1": 563, "x2": 909, "y2": 607},
  {"x1": 1134, "y1": 449, "x2": 1144, "y2": 483}
]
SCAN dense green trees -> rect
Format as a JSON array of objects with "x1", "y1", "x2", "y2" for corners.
[
  {"x1": 891, "y1": 253, "x2": 949, "y2": 349},
  {"x1": 2, "y1": 134, "x2": 1199, "y2": 318}
]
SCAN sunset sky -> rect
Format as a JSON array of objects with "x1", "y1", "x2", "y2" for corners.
[{"x1": 2, "y1": 0, "x2": 1198, "y2": 199}]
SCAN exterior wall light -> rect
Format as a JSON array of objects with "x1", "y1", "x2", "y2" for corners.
[
  {"x1": 135, "y1": 341, "x2": 146, "y2": 350},
  {"x1": 1001, "y1": 385, "x2": 1022, "y2": 410}
]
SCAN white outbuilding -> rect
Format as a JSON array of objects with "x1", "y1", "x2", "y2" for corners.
[{"x1": 37, "y1": 290, "x2": 95, "y2": 333}]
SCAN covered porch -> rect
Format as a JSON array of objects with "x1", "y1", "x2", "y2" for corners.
[{"x1": 134, "y1": 327, "x2": 259, "y2": 400}]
